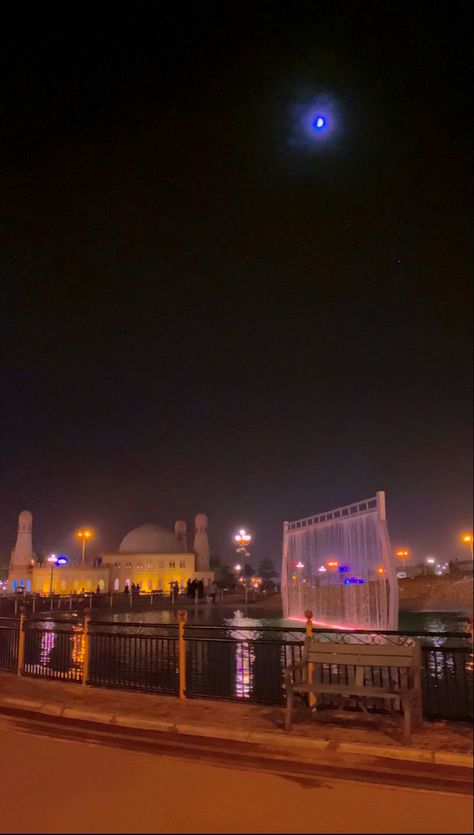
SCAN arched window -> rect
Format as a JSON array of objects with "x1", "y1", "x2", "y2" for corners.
[{"x1": 113, "y1": 578, "x2": 120, "y2": 591}]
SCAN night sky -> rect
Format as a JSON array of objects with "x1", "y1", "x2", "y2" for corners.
[{"x1": 1, "y1": 5, "x2": 472, "y2": 567}]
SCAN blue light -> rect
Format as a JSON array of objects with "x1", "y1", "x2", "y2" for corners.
[
  {"x1": 56, "y1": 556, "x2": 69, "y2": 566},
  {"x1": 338, "y1": 566, "x2": 349, "y2": 573},
  {"x1": 344, "y1": 579, "x2": 350, "y2": 586},
  {"x1": 313, "y1": 115, "x2": 326, "y2": 131}
]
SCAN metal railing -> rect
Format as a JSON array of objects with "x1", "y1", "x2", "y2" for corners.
[
  {"x1": 1, "y1": 616, "x2": 472, "y2": 721},
  {"x1": 89, "y1": 626, "x2": 179, "y2": 693},
  {"x1": 0, "y1": 617, "x2": 19, "y2": 671},
  {"x1": 23, "y1": 622, "x2": 83, "y2": 682},
  {"x1": 0, "y1": 589, "x2": 265, "y2": 617}
]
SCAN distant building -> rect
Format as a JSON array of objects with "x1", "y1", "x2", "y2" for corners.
[{"x1": 8, "y1": 511, "x2": 213, "y2": 594}]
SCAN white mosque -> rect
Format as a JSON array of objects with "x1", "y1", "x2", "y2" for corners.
[{"x1": 8, "y1": 510, "x2": 214, "y2": 595}]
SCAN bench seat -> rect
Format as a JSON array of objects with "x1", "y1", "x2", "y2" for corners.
[{"x1": 289, "y1": 682, "x2": 416, "y2": 699}]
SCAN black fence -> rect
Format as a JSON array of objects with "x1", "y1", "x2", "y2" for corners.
[
  {"x1": 0, "y1": 617, "x2": 18, "y2": 671},
  {"x1": 23, "y1": 622, "x2": 83, "y2": 682},
  {"x1": 89, "y1": 626, "x2": 179, "y2": 693},
  {"x1": 1, "y1": 617, "x2": 472, "y2": 721},
  {"x1": 0, "y1": 590, "x2": 265, "y2": 618}
]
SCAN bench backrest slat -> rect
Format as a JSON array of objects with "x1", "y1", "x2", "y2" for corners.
[{"x1": 305, "y1": 639, "x2": 417, "y2": 668}]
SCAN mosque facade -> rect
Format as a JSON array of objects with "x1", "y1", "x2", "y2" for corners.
[{"x1": 8, "y1": 511, "x2": 214, "y2": 595}]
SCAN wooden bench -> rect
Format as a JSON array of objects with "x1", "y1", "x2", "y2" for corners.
[{"x1": 285, "y1": 638, "x2": 422, "y2": 742}]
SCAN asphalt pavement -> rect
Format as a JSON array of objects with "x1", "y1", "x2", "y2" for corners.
[{"x1": 0, "y1": 712, "x2": 472, "y2": 834}]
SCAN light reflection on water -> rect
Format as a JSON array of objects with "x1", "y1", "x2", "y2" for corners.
[{"x1": 24, "y1": 607, "x2": 472, "y2": 715}]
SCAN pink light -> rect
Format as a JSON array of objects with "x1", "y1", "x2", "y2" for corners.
[{"x1": 287, "y1": 616, "x2": 355, "y2": 631}]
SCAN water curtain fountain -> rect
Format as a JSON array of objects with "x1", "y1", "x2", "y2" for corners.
[{"x1": 282, "y1": 492, "x2": 398, "y2": 630}]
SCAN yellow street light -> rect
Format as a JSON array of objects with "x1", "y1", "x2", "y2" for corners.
[
  {"x1": 396, "y1": 549, "x2": 409, "y2": 560},
  {"x1": 461, "y1": 534, "x2": 473, "y2": 560},
  {"x1": 76, "y1": 529, "x2": 93, "y2": 565}
]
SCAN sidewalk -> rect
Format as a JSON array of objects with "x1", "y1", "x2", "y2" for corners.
[{"x1": 0, "y1": 671, "x2": 472, "y2": 768}]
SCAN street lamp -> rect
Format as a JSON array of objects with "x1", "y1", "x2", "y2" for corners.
[
  {"x1": 425, "y1": 557, "x2": 435, "y2": 577},
  {"x1": 234, "y1": 563, "x2": 242, "y2": 589},
  {"x1": 396, "y1": 549, "x2": 409, "y2": 560},
  {"x1": 48, "y1": 554, "x2": 69, "y2": 594},
  {"x1": 47, "y1": 555, "x2": 56, "y2": 595},
  {"x1": 461, "y1": 534, "x2": 473, "y2": 561},
  {"x1": 234, "y1": 529, "x2": 252, "y2": 558},
  {"x1": 76, "y1": 529, "x2": 93, "y2": 565}
]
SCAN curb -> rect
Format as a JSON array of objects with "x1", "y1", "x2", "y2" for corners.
[{"x1": 0, "y1": 696, "x2": 472, "y2": 769}]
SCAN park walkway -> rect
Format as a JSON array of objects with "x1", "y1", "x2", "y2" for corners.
[{"x1": 0, "y1": 671, "x2": 472, "y2": 766}]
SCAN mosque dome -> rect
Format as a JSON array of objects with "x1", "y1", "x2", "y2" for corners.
[{"x1": 119, "y1": 523, "x2": 184, "y2": 554}]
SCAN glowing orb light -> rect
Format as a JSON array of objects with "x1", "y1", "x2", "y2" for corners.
[
  {"x1": 289, "y1": 94, "x2": 340, "y2": 151},
  {"x1": 313, "y1": 115, "x2": 326, "y2": 131}
]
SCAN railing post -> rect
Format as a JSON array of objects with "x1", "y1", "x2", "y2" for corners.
[
  {"x1": 109, "y1": 593, "x2": 113, "y2": 608},
  {"x1": 305, "y1": 610, "x2": 316, "y2": 708},
  {"x1": 413, "y1": 639, "x2": 423, "y2": 723},
  {"x1": 32, "y1": 596, "x2": 36, "y2": 614},
  {"x1": 82, "y1": 607, "x2": 91, "y2": 686},
  {"x1": 178, "y1": 609, "x2": 187, "y2": 700},
  {"x1": 50, "y1": 595, "x2": 53, "y2": 612},
  {"x1": 17, "y1": 606, "x2": 26, "y2": 675}
]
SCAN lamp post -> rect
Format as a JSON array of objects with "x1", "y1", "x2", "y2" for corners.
[
  {"x1": 76, "y1": 529, "x2": 93, "y2": 566},
  {"x1": 461, "y1": 534, "x2": 473, "y2": 561},
  {"x1": 234, "y1": 563, "x2": 242, "y2": 591},
  {"x1": 48, "y1": 555, "x2": 57, "y2": 595},
  {"x1": 48, "y1": 555, "x2": 69, "y2": 594},
  {"x1": 234, "y1": 529, "x2": 252, "y2": 558},
  {"x1": 425, "y1": 557, "x2": 435, "y2": 577}
]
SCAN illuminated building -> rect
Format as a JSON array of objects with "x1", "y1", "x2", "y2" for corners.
[{"x1": 8, "y1": 511, "x2": 214, "y2": 594}]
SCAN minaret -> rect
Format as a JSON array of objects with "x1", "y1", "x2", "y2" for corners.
[
  {"x1": 11, "y1": 510, "x2": 34, "y2": 567},
  {"x1": 174, "y1": 519, "x2": 188, "y2": 552},
  {"x1": 193, "y1": 513, "x2": 210, "y2": 572}
]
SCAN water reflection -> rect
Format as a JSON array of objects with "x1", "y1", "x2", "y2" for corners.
[{"x1": 21, "y1": 607, "x2": 472, "y2": 716}]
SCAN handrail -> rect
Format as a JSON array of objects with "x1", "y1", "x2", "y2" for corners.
[{"x1": 14, "y1": 617, "x2": 472, "y2": 641}]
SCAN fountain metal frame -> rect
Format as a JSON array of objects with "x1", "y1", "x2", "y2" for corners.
[{"x1": 282, "y1": 491, "x2": 398, "y2": 630}]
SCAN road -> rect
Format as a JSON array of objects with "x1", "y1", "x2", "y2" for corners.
[{"x1": 0, "y1": 712, "x2": 471, "y2": 834}]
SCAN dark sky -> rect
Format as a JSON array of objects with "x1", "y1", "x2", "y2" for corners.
[{"x1": 1, "y1": 4, "x2": 472, "y2": 568}]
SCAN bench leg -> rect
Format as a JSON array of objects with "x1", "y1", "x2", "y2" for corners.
[
  {"x1": 402, "y1": 699, "x2": 412, "y2": 744},
  {"x1": 285, "y1": 687, "x2": 293, "y2": 732}
]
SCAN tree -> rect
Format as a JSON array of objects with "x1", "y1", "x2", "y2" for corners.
[
  {"x1": 209, "y1": 553, "x2": 222, "y2": 571},
  {"x1": 243, "y1": 562, "x2": 255, "y2": 578},
  {"x1": 215, "y1": 563, "x2": 235, "y2": 589},
  {"x1": 258, "y1": 558, "x2": 277, "y2": 590},
  {"x1": 36, "y1": 550, "x2": 45, "y2": 567}
]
